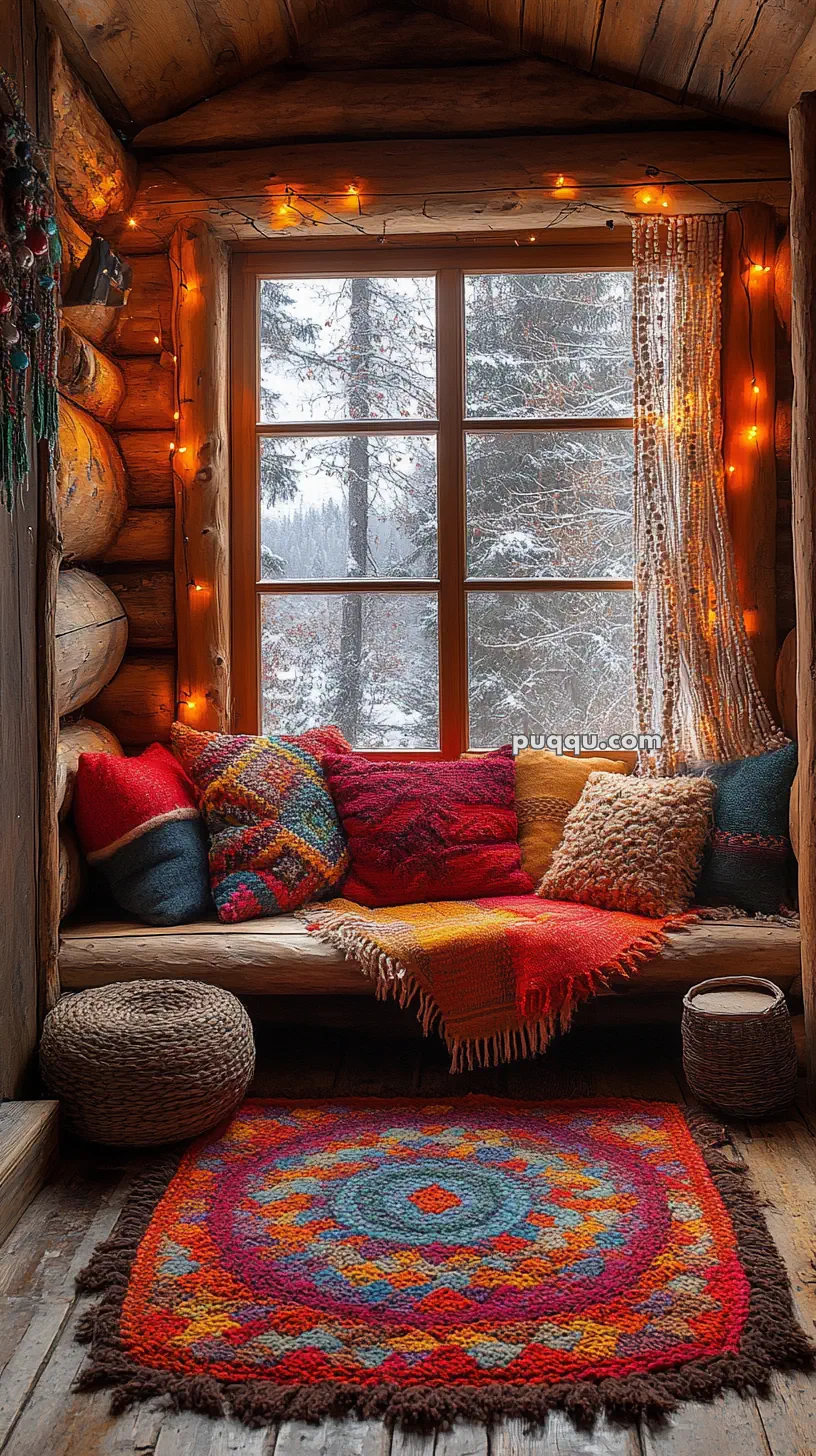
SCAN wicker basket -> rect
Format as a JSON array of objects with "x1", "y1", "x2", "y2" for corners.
[
  {"x1": 682, "y1": 976, "x2": 797, "y2": 1117},
  {"x1": 40, "y1": 980, "x2": 255, "y2": 1146}
]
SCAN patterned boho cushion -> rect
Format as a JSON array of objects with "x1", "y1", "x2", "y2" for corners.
[
  {"x1": 323, "y1": 749, "x2": 534, "y2": 908},
  {"x1": 537, "y1": 772, "x2": 716, "y2": 917},
  {"x1": 690, "y1": 741, "x2": 798, "y2": 915},
  {"x1": 171, "y1": 724, "x2": 350, "y2": 923},
  {"x1": 73, "y1": 743, "x2": 212, "y2": 925},
  {"x1": 514, "y1": 748, "x2": 630, "y2": 881}
]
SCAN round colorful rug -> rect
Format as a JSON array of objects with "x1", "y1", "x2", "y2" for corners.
[{"x1": 76, "y1": 1098, "x2": 812, "y2": 1427}]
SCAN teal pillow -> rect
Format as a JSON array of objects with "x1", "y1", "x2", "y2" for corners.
[{"x1": 690, "y1": 742, "x2": 797, "y2": 915}]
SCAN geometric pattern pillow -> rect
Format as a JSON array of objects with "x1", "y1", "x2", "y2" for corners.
[
  {"x1": 689, "y1": 741, "x2": 798, "y2": 915},
  {"x1": 513, "y1": 747, "x2": 630, "y2": 882},
  {"x1": 537, "y1": 771, "x2": 716, "y2": 917},
  {"x1": 171, "y1": 724, "x2": 350, "y2": 923}
]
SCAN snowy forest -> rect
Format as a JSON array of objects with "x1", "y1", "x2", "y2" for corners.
[{"x1": 257, "y1": 270, "x2": 634, "y2": 750}]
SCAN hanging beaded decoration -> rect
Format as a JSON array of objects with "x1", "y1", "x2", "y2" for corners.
[{"x1": 0, "y1": 65, "x2": 60, "y2": 511}]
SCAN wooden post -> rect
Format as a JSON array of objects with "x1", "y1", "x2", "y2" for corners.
[
  {"x1": 789, "y1": 92, "x2": 816, "y2": 1094},
  {"x1": 36, "y1": 443, "x2": 62, "y2": 1016},
  {"x1": 721, "y1": 204, "x2": 778, "y2": 715},
  {"x1": 170, "y1": 220, "x2": 231, "y2": 731}
]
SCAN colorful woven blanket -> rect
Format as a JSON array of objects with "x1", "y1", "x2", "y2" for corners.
[{"x1": 302, "y1": 894, "x2": 693, "y2": 1070}]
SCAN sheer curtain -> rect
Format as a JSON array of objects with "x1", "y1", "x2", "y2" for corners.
[{"x1": 631, "y1": 214, "x2": 784, "y2": 774}]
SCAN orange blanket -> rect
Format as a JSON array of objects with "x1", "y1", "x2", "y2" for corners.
[{"x1": 302, "y1": 894, "x2": 693, "y2": 1070}]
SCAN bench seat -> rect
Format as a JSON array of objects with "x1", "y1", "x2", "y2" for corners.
[{"x1": 59, "y1": 914, "x2": 802, "y2": 1000}]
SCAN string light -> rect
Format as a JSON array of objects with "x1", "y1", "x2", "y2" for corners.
[
  {"x1": 728, "y1": 464, "x2": 736, "y2": 474},
  {"x1": 173, "y1": 410, "x2": 179, "y2": 420},
  {"x1": 127, "y1": 216, "x2": 137, "y2": 228},
  {"x1": 555, "y1": 175, "x2": 565, "y2": 188},
  {"x1": 185, "y1": 697, "x2": 197, "y2": 710},
  {"x1": 347, "y1": 184, "x2": 359, "y2": 195},
  {"x1": 747, "y1": 425, "x2": 758, "y2": 440},
  {"x1": 176, "y1": 445, "x2": 187, "y2": 454},
  {"x1": 752, "y1": 382, "x2": 760, "y2": 395},
  {"x1": 168, "y1": 442, "x2": 176, "y2": 453}
]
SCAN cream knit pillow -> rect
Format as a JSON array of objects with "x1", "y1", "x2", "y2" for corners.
[{"x1": 537, "y1": 772, "x2": 716, "y2": 917}]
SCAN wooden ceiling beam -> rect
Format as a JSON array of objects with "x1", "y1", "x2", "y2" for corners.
[
  {"x1": 133, "y1": 55, "x2": 713, "y2": 153},
  {"x1": 112, "y1": 128, "x2": 790, "y2": 247}
]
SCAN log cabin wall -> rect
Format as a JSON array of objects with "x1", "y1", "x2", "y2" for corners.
[{"x1": 50, "y1": 40, "x2": 177, "y2": 925}]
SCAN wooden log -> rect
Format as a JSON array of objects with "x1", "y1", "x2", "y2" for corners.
[
  {"x1": 36, "y1": 437, "x2": 62, "y2": 1018},
  {"x1": 114, "y1": 357, "x2": 175, "y2": 429},
  {"x1": 102, "y1": 508, "x2": 174, "y2": 564},
  {"x1": 57, "y1": 323, "x2": 125, "y2": 425},
  {"x1": 115, "y1": 431, "x2": 174, "y2": 506},
  {"x1": 50, "y1": 36, "x2": 137, "y2": 227},
  {"x1": 59, "y1": 823, "x2": 85, "y2": 920},
  {"x1": 776, "y1": 397, "x2": 792, "y2": 475},
  {"x1": 133, "y1": 55, "x2": 712, "y2": 152},
  {"x1": 110, "y1": 253, "x2": 173, "y2": 355},
  {"x1": 56, "y1": 718, "x2": 123, "y2": 822},
  {"x1": 99, "y1": 569, "x2": 175, "y2": 647},
  {"x1": 776, "y1": 627, "x2": 797, "y2": 741},
  {"x1": 721, "y1": 204, "x2": 778, "y2": 716},
  {"x1": 791, "y1": 771, "x2": 801, "y2": 861},
  {"x1": 123, "y1": 129, "x2": 791, "y2": 244},
  {"x1": 775, "y1": 230, "x2": 792, "y2": 337},
  {"x1": 171, "y1": 220, "x2": 230, "y2": 731},
  {"x1": 789, "y1": 91, "x2": 816, "y2": 1095},
  {"x1": 55, "y1": 568, "x2": 128, "y2": 717},
  {"x1": 86, "y1": 653, "x2": 176, "y2": 745},
  {"x1": 61, "y1": 304, "x2": 116, "y2": 349},
  {"x1": 54, "y1": 194, "x2": 91, "y2": 288},
  {"x1": 56, "y1": 398, "x2": 128, "y2": 563},
  {"x1": 57, "y1": 916, "x2": 801, "y2": 995}
]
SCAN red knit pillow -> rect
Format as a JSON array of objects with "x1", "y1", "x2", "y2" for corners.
[{"x1": 323, "y1": 749, "x2": 533, "y2": 907}]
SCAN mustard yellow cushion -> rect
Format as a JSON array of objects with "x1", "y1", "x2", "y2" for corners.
[{"x1": 514, "y1": 749, "x2": 629, "y2": 882}]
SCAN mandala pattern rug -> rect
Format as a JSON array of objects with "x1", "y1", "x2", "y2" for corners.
[{"x1": 75, "y1": 1098, "x2": 812, "y2": 1428}]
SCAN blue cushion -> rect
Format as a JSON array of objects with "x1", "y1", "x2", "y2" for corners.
[
  {"x1": 103, "y1": 819, "x2": 213, "y2": 926},
  {"x1": 690, "y1": 742, "x2": 797, "y2": 915}
]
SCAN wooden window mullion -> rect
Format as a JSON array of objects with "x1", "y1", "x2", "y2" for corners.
[{"x1": 436, "y1": 268, "x2": 468, "y2": 759}]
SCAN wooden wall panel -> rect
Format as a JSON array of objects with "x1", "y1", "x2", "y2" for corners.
[
  {"x1": 721, "y1": 204, "x2": 778, "y2": 718},
  {"x1": 1, "y1": 0, "x2": 51, "y2": 1089},
  {"x1": 100, "y1": 569, "x2": 175, "y2": 647},
  {"x1": 102, "y1": 507, "x2": 174, "y2": 564},
  {"x1": 171, "y1": 220, "x2": 231, "y2": 731}
]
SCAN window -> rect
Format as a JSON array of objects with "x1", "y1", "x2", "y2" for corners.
[{"x1": 231, "y1": 243, "x2": 634, "y2": 756}]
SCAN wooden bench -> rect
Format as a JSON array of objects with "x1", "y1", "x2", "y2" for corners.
[{"x1": 59, "y1": 916, "x2": 802, "y2": 1011}]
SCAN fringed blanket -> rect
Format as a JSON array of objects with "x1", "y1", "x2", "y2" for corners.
[{"x1": 301, "y1": 894, "x2": 695, "y2": 1070}]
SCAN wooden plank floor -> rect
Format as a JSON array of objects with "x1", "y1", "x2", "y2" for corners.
[{"x1": 1, "y1": 1021, "x2": 815, "y2": 1456}]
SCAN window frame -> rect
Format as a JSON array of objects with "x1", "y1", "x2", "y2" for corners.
[{"x1": 230, "y1": 236, "x2": 634, "y2": 757}]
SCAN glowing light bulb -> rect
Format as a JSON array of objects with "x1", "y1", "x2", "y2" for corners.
[
  {"x1": 185, "y1": 697, "x2": 197, "y2": 710},
  {"x1": 752, "y1": 383, "x2": 760, "y2": 395},
  {"x1": 751, "y1": 262, "x2": 764, "y2": 274},
  {"x1": 555, "y1": 175, "x2": 565, "y2": 187},
  {"x1": 347, "y1": 184, "x2": 359, "y2": 195},
  {"x1": 637, "y1": 190, "x2": 654, "y2": 206},
  {"x1": 176, "y1": 445, "x2": 187, "y2": 455},
  {"x1": 153, "y1": 334, "x2": 160, "y2": 344},
  {"x1": 748, "y1": 425, "x2": 758, "y2": 439},
  {"x1": 529, "y1": 234, "x2": 536, "y2": 242},
  {"x1": 173, "y1": 410, "x2": 179, "y2": 421},
  {"x1": 728, "y1": 464, "x2": 736, "y2": 474},
  {"x1": 661, "y1": 198, "x2": 669, "y2": 208},
  {"x1": 169, "y1": 442, "x2": 176, "y2": 453},
  {"x1": 127, "y1": 217, "x2": 137, "y2": 228}
]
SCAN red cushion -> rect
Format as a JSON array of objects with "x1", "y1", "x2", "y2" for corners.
[
  {"x1": 74, "y1": 742, "x2": 199, "y2": 858},
  {"x1": 323, "y1": 749, "x2": 533, "y2": 907}
]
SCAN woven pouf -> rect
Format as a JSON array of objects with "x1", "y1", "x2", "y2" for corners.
[
  {"x1": 40, "y1": 980, "x2": 255, "y2": 1146},
  {"x1": 682, "y1": 975, "x2": 797, "y2": 1118}
]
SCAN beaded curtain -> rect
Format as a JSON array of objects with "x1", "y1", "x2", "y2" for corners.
[{"x1": 631, "y1": 214, "x2": 785, "y2": 774}]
